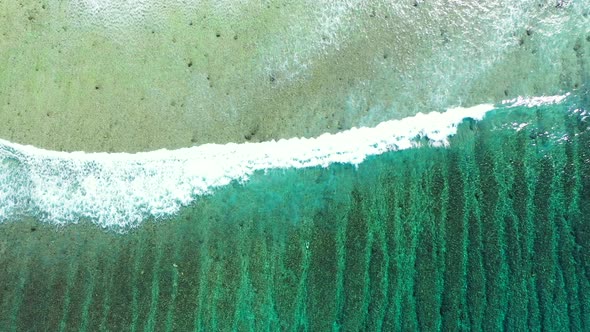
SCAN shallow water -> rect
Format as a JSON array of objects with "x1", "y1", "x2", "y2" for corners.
[
  {"x1": 1, "y1": 0, "x2": 590, "y2": 330},
  {"x1": 1, "y1": 94, "x2": 589, "y2": 330},
  {"x1": 1, "y1": 0, "x2": 589, "y2": 151}
]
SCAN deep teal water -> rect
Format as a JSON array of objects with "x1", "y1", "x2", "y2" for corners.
[{"x1": 0, "y1": 93, "x2": 588, "y2": 330}]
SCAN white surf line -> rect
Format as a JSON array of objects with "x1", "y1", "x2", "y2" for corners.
[
  {"x1": 502, "y1": 93, "x2": 570, "y2": 108},
  {"x1": 0, "y1": 95, "x2": 568, "y2": 229}
]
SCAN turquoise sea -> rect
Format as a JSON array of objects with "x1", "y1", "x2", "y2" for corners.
[
  {"x1": 1, "y1": 1, "x2": 590, "y2": 331},
  {"x1": 0, "y1": 92, "x2": 589, "y2": 330}
]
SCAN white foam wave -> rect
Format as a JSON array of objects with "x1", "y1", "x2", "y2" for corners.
[
  {"x1": 502, "y1": 93, "x2": 570, "y2": 107},
  {"x1": 0, "y1": 96, "x2": 566, "y2": 229}
]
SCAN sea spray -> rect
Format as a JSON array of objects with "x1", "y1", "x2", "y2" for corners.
[
  {"x1": 0, "y1": 95, "x2": 573, "y2": 229},
  {"x1": 1, "y1": 104, "x2": 497, "y2": 229}
]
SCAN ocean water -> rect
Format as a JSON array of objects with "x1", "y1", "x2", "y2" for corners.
[
  {"x1": 0, "y1": 92, "x2": 589, "y2": 330},
  {"x1": 1, "y1": 0, "x2": 589, "y2": 152},
  {"x1": 1, "y1": 0, "x2": 590, "y2": 330}
]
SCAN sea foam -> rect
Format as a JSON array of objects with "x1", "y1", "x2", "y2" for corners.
[{"x1": 0, "y1": 97, "x2": 566, "y2": 229}]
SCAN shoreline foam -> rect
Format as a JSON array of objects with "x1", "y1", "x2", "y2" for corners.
[{"x1": 0, "y1": 95, "x2": 572, "y2": 229}]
